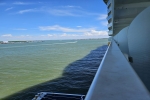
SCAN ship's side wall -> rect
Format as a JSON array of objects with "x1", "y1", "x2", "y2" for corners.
[
  {"x1": 128, "y1": 6, "x2": 150, "y2": 91},
  {"x1": 85, "y1": 40, "x2": 150, "y2": 100},
  {"x1": 85, "y1": 1, "x2": 150, "y2": 99},
  {"x1": 114, "y1": 26, "x2": 129, "y2": 55},
  {"x1": 105, "y1": 0, "x2": 150, "y2": 92}
]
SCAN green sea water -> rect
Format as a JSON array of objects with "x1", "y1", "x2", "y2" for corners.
[{"x1": 0, "y1": 39, "x2": 108, "y2": 100}]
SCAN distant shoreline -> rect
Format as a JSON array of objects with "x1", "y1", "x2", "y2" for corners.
[
  {"x1": 0, "y1": 40, "x2": 44, "y2": 44},
  {"x1": 0, "y1": 38, "x2": 108, "y2": 44}
]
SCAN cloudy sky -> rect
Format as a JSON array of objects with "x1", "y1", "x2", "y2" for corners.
[{"x1": 0, "y1": 0, "x2": 108, "y2": 41}]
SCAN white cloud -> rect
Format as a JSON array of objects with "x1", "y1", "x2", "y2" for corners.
[
  {"x1": 39, "y1": 25, "x2": 108, "y2": 38},
  {"x1": 5, "y1": 7, "x2": 13, "y2": 11},
  {"x1": 0, "y1": 3, "x2": 6, "y2": 5},
  {"x1": 16, "y1": 7, "x2": 81, "y2": 16},
  {"x1": 39, "y1": 25, "x2": 95, "y2": 32},
  {"x1": 13, "y1": 2, "x2": 31, "y2": 5},
  {"x1": 13, "y1": 28, "x2": 27, "y2": 30},
  {"x1": 97, "y1": 14, "x2": 108, "y2": 26},
  {"x1": 2, "y1": 34, "x2": 12, "y2": 37},
  {"x1": 48, "y1": 8, "x2": 99, "y2": 17},
  {"x1": 97, "y1": 14, "x2": 107, "y2": 20},
  {"x1": 38, "y1": 2, "x2": 43, "y2": 4},
  {"x1": 60, "y1": 33, "x2": 67, "y2": 37},
  {"x1": 15, "y1": 6, "x2": 99, "y2": 17},
  {"x1": 0, "y1": 35, "x2": 33, "y2": 41},
  {"x1": 84, "y1": 30, "x2": 108, "y2": 36},
  {"x1": 17, "y1": 9, "x2": 36, "y2": 14},
  {"x1": 101, "y1": 21, "x2": 108, "y2": 26},
  {"x1": 0, "y1": 25, "x2": 108, "y2": 41},
  {"x1": 41, "y1": 33, "x2": 80, "y2": 38},
  {"x1": 76, "y1": 26, "x2": 82, "y2": 28},
  {"x1": 20, "y1": 35, "x2": 30, "y2": 37},
  {"x1": 61, "y1": 5, "x2": 81, "y2": 8},
  {"x1": 68, "y1": 5, "x2": 78, "y2": 8},
  {"x1": 0, "y1": 32, "x2": 108, "y2": 41},
  {"x1": 40, "y1": 35, "x2": 46, "y2": 37},
  {"x1": 47, "y1": 34, "x2": 53, "y2": 37},
  {"x1": 60, "y1": 33, "x2": 81, "y2": 37},
  {"x1": 38, "y1": 25, "x2": 108, "y2": 39},
  {"x1": 45, "y1": 6, "x2": 87, "y2": 16},
  {"x1": 47, "y1": 9, "x2": 80, "y2": 16}
]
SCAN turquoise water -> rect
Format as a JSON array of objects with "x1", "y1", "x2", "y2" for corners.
[{"x1": 0, "y1": 39, "x2": 108, "y2": 100}]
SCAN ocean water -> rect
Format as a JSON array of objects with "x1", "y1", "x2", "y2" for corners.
[{"x1": 0, "y1": 39, "x2": 108, "y2": 100}]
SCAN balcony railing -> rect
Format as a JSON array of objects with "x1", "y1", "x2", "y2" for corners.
[
  {"x1": 107, "y1": 0, "x2": 111, "y2": 8},
  {"x1": 108, "y1": 30, "x2": 113, "y2": 36}
]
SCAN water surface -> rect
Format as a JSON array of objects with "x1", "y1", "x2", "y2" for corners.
[{"x1": 0, "y1": 39, "x2": 108, "y2": 100}]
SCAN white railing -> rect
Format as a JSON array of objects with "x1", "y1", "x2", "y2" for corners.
[
  {"x1": 108, "y1": 30, "x2": 113, "y2": 36},
  {"x1": 107, "y1": 0, "x2": 111, "y2": 7}
]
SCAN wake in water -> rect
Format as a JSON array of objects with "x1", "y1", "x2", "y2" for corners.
[{"x1": 0, "y1": 41, "x2": 78, "y2": 49}]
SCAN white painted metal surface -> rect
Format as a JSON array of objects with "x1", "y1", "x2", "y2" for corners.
[
  {"x1": 85, "y1": 41, "x2": 150, "y2": 100},
  {"x1": 113, "y1": 26, "x2": 129, "y2": 55},
  {"x1": 104, "y1": 0, "x2": 150, "y2": 36},
  {"x1": 128, "y1": 6, "x2": 150, "y2": 91}
]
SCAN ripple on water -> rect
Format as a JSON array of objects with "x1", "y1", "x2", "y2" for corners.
[{"x1": 0, "y1": 39, "x2": 108, "y2": 100}]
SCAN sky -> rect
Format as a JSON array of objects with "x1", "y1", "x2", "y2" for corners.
[{"x1": 0, "y1": 0, "x2": 108, "y2": 41}]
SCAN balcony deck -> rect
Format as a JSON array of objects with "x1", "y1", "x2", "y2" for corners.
[{"x1": 85, "y1": 40, "x2": 150, "y2": 100}]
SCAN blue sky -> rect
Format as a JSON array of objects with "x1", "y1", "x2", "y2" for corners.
[{"x1": 0, "y1": 0, "x2": 108, "y2": 41}]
